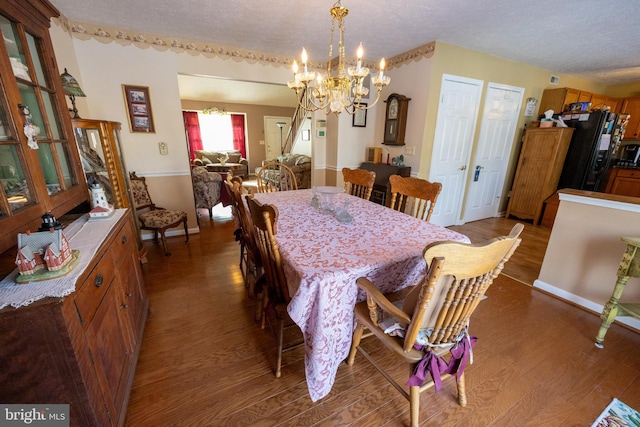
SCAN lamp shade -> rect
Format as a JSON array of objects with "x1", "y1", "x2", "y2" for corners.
[{"x1": 60, "y1": 68, "x2": 86, "y2": 97}]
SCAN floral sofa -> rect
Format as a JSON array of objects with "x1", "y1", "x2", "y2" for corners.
[
  {"x1": 192, "y1": 149, "x2": 249, "y2": 177},
  {"x1": 257, "y1": 153, "x2": 312, "y2": 189}
]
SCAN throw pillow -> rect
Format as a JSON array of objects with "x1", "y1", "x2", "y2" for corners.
[
  {"x1": 295, "y1": 155, "x2": 311, "y2": 165},
  {"x1": 227, "y1": 154, "x2": 241, "y2": 163},
  {"x1": 193, "y1": 158, "x2": 204, "y2": 166},
  {"x1": 202, "y1": 157, "x2": 212, "y2": 165}
]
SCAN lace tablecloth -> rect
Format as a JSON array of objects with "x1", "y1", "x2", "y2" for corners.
[
  {"x1": 252, "y1": 190, "x2": 469, "y2": 401},
  {"x1": 0, "y1": 209, "x2": 126, "y2": 310}
]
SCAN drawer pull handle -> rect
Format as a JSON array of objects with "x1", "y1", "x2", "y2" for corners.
[
  {"x1": 121, "y1": 304, "x2": 129, "y2": 309},
  {"x1": 126, "y1": 292, "x2": 132, "y2": 297},
  {"x1": 121, "y1": 235, "x2": 127, "y2": 244},
  {"x1": 95, "y1": 274, "x2": 103, "y2": 287}
]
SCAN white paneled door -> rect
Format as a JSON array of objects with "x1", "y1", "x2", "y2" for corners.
[
  {"x1": 264, "y1": 116, "x2": 291, "y2": 160},
  {"x1": 463, "y1": 83, "x2": 524, "y2": 223},
  {"x1": 429, "y1": 74, "x2": 483, "y2": 227}
]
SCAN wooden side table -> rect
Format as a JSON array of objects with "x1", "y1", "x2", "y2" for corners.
[{"x1": 595, "y1": 236, "x2": 640, "y2": 348}]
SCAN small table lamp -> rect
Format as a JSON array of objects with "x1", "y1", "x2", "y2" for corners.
[{"x1": 60, "y1": 68, "x2": 86, "y2": 119}]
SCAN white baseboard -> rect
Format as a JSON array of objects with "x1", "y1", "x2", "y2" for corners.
[
  {"x1": 141, "y1": 227, "x2": 200, "y2": 241},
  {"x1": 533, "y1": 279, "x2": 640, "y2": 332}
]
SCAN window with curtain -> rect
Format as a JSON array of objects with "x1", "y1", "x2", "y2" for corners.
[
  {"x1": 183, "y1": 111, "x2": 247, "y2": 159},
  {"x1": 198, "y1": 112, "x2": 233, "y2": 151}
]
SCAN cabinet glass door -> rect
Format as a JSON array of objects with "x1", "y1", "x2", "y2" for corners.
[
  {"x1": 0, "y1": 4, "x2": 88, "y2": 254},
  {"x1": 0, "y1": 62, "x2": 35, "y2": 217}
]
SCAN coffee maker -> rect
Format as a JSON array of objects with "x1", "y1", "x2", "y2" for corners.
[{"x1": 620, "y1": 144, "x2": 640, "y2": 166}]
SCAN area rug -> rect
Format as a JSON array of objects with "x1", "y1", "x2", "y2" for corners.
[{"x1": 591, "y1": 398, "x2": 640, "y2": 427}]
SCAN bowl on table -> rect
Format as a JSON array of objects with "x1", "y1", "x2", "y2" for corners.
[{"x1": 314, "y1": 186, "x2": 343, "y2": 212}]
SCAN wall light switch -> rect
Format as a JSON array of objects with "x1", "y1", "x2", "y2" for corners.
[
  {"x1": 158, "y1": 141, "x2": 168, "y2": 155},
  {"x1": 259, "y1": 140, "x2": 265, "y2": 145},
  {"x1": 405, "y1": 146, "x2": 416, "y2": 155}
]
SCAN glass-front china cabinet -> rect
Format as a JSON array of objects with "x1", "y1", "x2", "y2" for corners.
[
  {"x1": 0, "y1": 1, "x2": 88, "y2": 254},
  {"x1": 72, "y1": 119, "x2": 130, "y2": 209}
]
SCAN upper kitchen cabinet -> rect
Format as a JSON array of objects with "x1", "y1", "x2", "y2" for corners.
[
  {"x1": 0, "y1": 0, "x2": 88, "y2": 253},
  {"x1": 621, "y1": 98, "x2": 640, "y2": 140},
  {"x1": 539, "y1": 87, "x2": 619, "y2": 115}
]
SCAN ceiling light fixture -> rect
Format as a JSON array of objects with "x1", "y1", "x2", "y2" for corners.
[{"x1": 287, "y1": 0, "x2": 390, "y2": 115}]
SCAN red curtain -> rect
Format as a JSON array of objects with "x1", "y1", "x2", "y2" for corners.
[
  {"x1": 231, "y1": 114, "x2": 246, "y2": 158},
  {"x1": 183, "y1": 111, "x2": 203, "y2": 160}
]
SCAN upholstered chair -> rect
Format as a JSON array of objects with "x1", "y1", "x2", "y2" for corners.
[
  {"x1": 191, "y1": 166, "x2": 222, "y2": 219},
  {"x1": 129, "y1": 172, "x2": 189, "y2": 256}
]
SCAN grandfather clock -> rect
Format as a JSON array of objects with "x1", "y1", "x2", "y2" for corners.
[{"x1": 383, "y1": 93, "x2": 410, "y2": 146}]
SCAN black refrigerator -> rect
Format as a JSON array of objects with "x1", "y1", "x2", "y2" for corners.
[{"x1": 556, "y1": 110, "x2": 621, "y2": 192}]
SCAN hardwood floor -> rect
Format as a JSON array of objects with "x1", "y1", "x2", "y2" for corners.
[{"x1": 125, "y1": 209, "x2": 640, "y2": 426}]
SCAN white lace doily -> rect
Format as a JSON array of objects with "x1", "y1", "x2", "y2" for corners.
[{"x1": 0, "y1": 209, "x2": 126, "y2": 310}]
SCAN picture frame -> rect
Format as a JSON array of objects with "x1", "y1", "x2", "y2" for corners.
[
  {"x1": 352, "y1": 104, "x2": 368, "y2": 127},
  {"x1": 302, "y1": 129, "x2": 311, "y2": 141},
  {"x1": 122, "y1": 84, "x2": 155, "y2": 133}
]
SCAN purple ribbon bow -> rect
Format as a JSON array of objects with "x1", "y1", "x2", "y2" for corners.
[{"x1": 406, "y1": 335, "x2": 477, "y2": 392}]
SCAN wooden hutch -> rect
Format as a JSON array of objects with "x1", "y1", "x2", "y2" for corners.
[{"x1": 0, "y1": 1, "x2": 148, "y2": 426}]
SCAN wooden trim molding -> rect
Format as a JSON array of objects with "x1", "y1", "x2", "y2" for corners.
[{"x1": 54, "y1": 16, "x2": 436, "y2": 71}]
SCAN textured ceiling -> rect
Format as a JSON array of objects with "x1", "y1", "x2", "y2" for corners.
[{"x1": 49, "y1": 0, "x2": 640, "y2": 105}]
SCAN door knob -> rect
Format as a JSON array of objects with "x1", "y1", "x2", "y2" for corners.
[{"x1": 459, "y1": 165, "x2": 467, "y2": 171}]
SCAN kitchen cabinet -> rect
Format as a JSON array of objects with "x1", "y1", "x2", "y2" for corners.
[
  {"x1": 539, "y1": 87, "x2": 582, "y2": 113},
  {"x1": 506, "y1": 127, "x2": 574, "y2": 224},
  {"x1": 590, "y1": 93, "x2": 620, "y2": 113},
  {"x1": 0, "y1": 0, "x2": 89, "y2": 254},
  {"x1": 621, "y1": 98, "x2": 640, "y2": 140},
  {"x1": 539, "y1": 87, "x2": 619, "y2": 114},
  {"x1": 0, "y1": 212, "x2": 148, "y2": 427},
  {"x1": 605, "y1": 168, "x2": 640, "y2": 198}
]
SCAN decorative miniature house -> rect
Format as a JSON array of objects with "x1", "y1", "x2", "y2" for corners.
[
  {"x1": 89, "y1": 182, "x2": 114, "y2": 220},
  {"x1": 15, "y1": 228, "x2": 72, "y2": 276}
]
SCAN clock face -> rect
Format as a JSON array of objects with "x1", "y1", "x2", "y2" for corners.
[{"x1": 389, "y1": 98, "x2": 399, "y2": 119}]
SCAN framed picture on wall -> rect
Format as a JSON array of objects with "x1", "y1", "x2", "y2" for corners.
[
  {"x1": 122, "y1": 84, "x2": 155, "y2": 133},
  {"x1": 352, "y1": 104, "x2": 367, "y2": 127}
]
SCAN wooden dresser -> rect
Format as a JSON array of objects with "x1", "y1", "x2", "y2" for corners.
[
  {"x1": 0, "y1": 211, "x2": 148, "y2": 427},
  {"x1": 506, "y1": 127, "x2": 574, "y2": 224}
]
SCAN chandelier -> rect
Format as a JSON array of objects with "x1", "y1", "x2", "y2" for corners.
[{"x1": 287, "y1": 0, "x2": 390, "y2": 115}]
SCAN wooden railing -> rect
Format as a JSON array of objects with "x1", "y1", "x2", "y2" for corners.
[{"x1": 283, "y1": 89, "x2": 310, "y2": 154}]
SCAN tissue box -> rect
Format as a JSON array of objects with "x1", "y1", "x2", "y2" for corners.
[{"x1": 540, "y1": 121, "x2": 554, "y2": 128}]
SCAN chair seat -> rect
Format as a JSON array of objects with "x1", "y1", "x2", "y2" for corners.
[
  {"x1": 353, "y1": 300, "x2": 426, "y2": 362},
  {"x1": 139, "y1": 209, "x2": 187, "y2": 229}
]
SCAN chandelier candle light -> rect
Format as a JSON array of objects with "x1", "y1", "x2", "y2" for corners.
[{"x1": 287, "y1": 0, "x2": 390, "y2": 115}]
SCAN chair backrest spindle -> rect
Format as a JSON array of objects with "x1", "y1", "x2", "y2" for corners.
[
  {"x1": 389, "y1": 175, "x2": 442, "y2": 222},
  {"x1": 342, "y1": 168, "x2": 375, "y2": 201}
]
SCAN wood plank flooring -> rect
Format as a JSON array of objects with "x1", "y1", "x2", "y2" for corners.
[{"x1": 125, "y1": 208, "x2": 640, "y2": 426}]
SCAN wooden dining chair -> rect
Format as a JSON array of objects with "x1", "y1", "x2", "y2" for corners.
[
  {"x1": 224, "y1": 175, "x2": 262, "y2": 311},
  {"x1": 388, "y1": 174, "x2": 443, "y2": 222},
  {"x1": 129, "y1": 172, "x2": 189, "y2": 256},
  {"x1": 347, "y1": 223, "x2": 524, "y2": 427},
  {"x1": 246, "y1": 196, "x2": 301, "y2": 378},
  {"x1": 342, "y1": 167, "x2": 375, "y2": 201},
  {"x1": 256, "y1": 162, "x2": 298, "y2": 193}
]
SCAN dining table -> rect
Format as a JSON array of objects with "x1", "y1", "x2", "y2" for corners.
[{"x1": 251, "y1": 188, "x2": 470, "y2": 402}]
